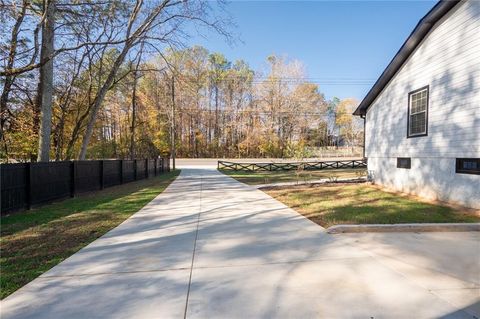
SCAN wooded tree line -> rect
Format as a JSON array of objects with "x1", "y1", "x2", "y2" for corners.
[{"x1": 1, "y1": 1, "x2": 363, "y2": 162}]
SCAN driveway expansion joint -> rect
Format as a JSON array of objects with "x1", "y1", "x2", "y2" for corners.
[
  {"x1": 183, "y1": 174, "x2": 202, "y2": 319},
  {"x1": 38, "y1": 267, "x2": 192, "y2": 278}
]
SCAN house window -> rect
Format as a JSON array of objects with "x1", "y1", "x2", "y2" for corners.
[
  {"x1": 407, "y1": 86, "x2": 429, "y2": 137},
  {"x1": 456, "y1": 158, "x2": 480, "y2": 175},
  {"x1": 397, "y1": 157, "x2": 411, "y2": 169}
]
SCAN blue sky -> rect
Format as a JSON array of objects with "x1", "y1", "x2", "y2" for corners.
[{"x1": 187, "y1": 0, "x2": 437, "y2": 100}]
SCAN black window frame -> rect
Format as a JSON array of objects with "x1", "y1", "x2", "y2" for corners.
[
  {"x1": 407, "y1": 86, "x2": 429, "y2": 138},
  {"x1": 455, "y1": 158, "x2": 480, "y2": 175},
  {"x1": 397, "y1": 157, "x2": 411, "y2": 169}
]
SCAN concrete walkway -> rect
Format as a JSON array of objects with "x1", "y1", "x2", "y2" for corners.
[{"x1": 1, "y1": 167, "x2": 479, "y2": 318}]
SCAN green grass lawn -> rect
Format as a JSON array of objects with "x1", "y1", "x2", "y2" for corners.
[
  {"x1": 221, "y1": 168, "x2": 367, "y2": 185},
  {"x1": 264, "y1": 183, "x2": 480, "y2": 228},
  {"x1": 0, "y1": 170, "x2": 180, "y2": 299}
]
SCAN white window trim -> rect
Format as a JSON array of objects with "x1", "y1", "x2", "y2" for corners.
[{"x1": 407, "y1": 86, "x2": 429, "y2": 138}]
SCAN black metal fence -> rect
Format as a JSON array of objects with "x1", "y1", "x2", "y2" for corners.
[
  {"x1": 1, "y1": 158, "x2": 170, "y2": 215},
  {"x1": 218, "y1": 159, "x2": 367, "y2": 172}
]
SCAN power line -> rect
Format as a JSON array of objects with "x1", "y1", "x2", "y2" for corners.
[
  {"x1": 174, "y1": 77, "x2": 374, "y2": 85},
  {"x1": 170, "y1": 108, "x2": 356, "y2": 116},
  {"x1": 170, "y1": 74, "x2": 375, "y2": 85}
]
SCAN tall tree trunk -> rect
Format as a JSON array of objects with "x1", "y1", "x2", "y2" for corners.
[
  {"x1": 214, "y1": 84, "x2": 219, "y2": 157},
  {"x1": 207, "y1": 87, "x2": 212, "y2": 145},
  {"x1": 112, "y1": 120, "x2": 118, "y2": 158},
  {"x1": 54, "y1": 112, "x2": 66, "y2": 161},
  {"x1": 37, "y1": 0, "x2": 55, "y2": 162},
  {"x1": 130, "y1": 69, "x2": 138, "y2": 160},
  {"x1": 170, "y1": 75, "x2": 176, "y2": 170}
]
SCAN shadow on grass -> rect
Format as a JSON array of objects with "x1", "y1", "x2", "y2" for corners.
[
  {"x1": 1, "y1": 171, "x2": 180, "y2": 235},
  {"x1": 0, "y1": 170, "x2": 180, "y2": 299}
]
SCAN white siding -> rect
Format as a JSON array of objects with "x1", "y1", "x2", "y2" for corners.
[{"x1": 365, "y1": 0, "x2": 480, "y2": 208}]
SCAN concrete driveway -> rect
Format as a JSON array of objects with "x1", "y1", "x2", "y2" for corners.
[{"x1": 1, "y1": 167, "x2": 479, "y2": 318}]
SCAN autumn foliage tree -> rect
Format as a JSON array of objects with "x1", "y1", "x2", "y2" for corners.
[
  {"x1": 1, "y1": 0, "x2": 231, "y2": 162},
  {"x1": 1, "y1": 0, "x2": 362, "y2": 162},
  {"x1": 335, "y1": 98, "x2": 363, "y2": 150}
]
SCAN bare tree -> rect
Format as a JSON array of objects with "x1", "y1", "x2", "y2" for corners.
[
  {"x1": 78, "y1": 0, "x2": 230, "y2": 159},
  {"x1": 1, "y1": 0, "x2": 30, "y2": 146},
  {"x1": 36, "y1": 0, "x2": 55, "y2": 162},
  {"x1": 130, "y1": 43, "x2": 145, "y2": 159},
  {"x1": 1, "y1": 0, "x2": 137, "y2": 161}
]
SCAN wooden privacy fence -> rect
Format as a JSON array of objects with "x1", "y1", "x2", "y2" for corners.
[
  {"x1": 1, "y1": 158, "x2": 170, "y2": 215},
  {"x1": 218, "y1": 159, "x2": 367, "y2": 172}
]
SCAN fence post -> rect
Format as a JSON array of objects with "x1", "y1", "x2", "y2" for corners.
[
  {"x1": 145, "y1": 158, "x2": 148, "y2": 179},
  {"x1": 119, "y1": 160, "x2": 124, "y2": 184},
  {"x1": 26, "y1": 162, "x2": 32, "y2": 210},
  {"x1": 100, "y1": 160, "x2": 104, "y2": 189},
  {"x1": 134, "y1": 159, "x2": 137, "y2": 180},
  {"x1": 154, "y1": 158, "x2": 157, "y2": 176},
  {"x1": 70, "y1": 161, "x2": 76, "y2": 197}
]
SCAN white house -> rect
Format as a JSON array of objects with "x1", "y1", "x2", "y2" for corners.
[{"x1": 354, "y1": 0, "x2": 480, "y2": 209}]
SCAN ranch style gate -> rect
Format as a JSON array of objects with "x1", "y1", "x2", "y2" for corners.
[{"x1": 217, "y1": 159, "x2": 367, "y2": 172}]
